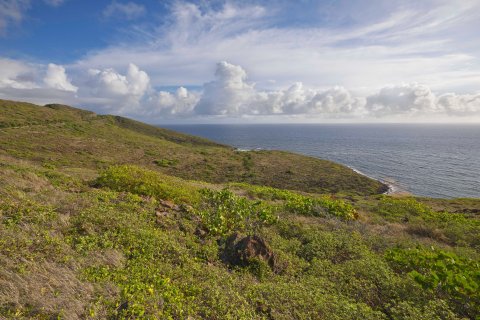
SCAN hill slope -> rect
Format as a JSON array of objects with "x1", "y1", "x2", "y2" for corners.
[
  {"x1": 0, "y1": 99, "x2": 387, "y2": 196},
  {"x1": 0, "y1": 99, "x2": 478, "y2": 319}
]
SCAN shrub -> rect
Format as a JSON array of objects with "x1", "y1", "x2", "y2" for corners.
[
  {"x1": 284, "y1": 194, "x2": 357, "y2": 220},
  {"x1": 376, "y1": 197, "x2": 480, "y2": 248},
  {"x1": 386, "y1": 246, "x2": 480, "y2": 318},
  {"x1": 0, "y1": 199, "x2": 56, "y2": 227},
  {"x1": 154, "y1": 159, "x2": 179, "y2": 167},
  {"x1": 94, "y1": 165, "x2": 198, "y2": 203},
  {"x1": 375, "y1": 196, "x2": 432, "y2": 220},
  {"x1": 196, "y1": 189, "x2": 278, "y2": 236},
  {"x1": 229, "y1": 183, "x2": 301, "y2": 201},
  {"x1": 229, "y1": 183, "x2": 357, "y2": 220}
]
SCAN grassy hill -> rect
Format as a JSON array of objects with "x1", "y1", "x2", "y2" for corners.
[
  {"x1": 0, "y1": 99, "x2": 479, "y2": 319},
  {"x1": 0, "y1": 99, "x2": 387, "y2": 196}
]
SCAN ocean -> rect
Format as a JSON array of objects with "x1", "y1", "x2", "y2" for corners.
[{"x1": 162, "y1": 124, "x2": 480, "y2": 199}]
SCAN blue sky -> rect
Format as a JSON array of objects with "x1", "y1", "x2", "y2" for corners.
[{"x1": 0, "y1": 0, "x2": 479, "y2": 123}]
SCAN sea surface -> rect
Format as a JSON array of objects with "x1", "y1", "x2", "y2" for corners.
[{"x1": 162, "y1": 124, "x2": 480, "y2": 199}]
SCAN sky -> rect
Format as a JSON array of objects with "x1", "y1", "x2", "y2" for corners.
[{"x1": 0, "y1": 0, "x2": 479, "y2": 123}]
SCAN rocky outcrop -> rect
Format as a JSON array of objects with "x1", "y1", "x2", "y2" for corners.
[{"x1": 221, "y1": 233, "x2": 276, "y2": 270}]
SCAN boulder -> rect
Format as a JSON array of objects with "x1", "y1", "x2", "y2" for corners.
[{"x1": 222, "y1": 233, "x2": 276, "y2": 270}]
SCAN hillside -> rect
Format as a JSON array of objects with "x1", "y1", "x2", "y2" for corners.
[
  {"x1": 0, "y1": 99, "x2": 479, "y2": 319},
  {"x1": 0, "y1": 99, "x2": 386, "y2": 196}
]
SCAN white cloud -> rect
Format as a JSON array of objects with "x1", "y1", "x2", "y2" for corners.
[
  {"x1": 193, "y1": 62, "x2": 366, "y2": 117},
  {"x1": 74, "y1": 1, "x2": 480, "y2": 95},
  {"x1": 195, "y1": 61, "x2": 255, "y2": 115},
  {"x1": 437, "y1": 93, "x2": 480, "y2": 116},
  {"x1": 0, "y1": 57, "x2": 38, "y2": 89},
  {"x1": 0, "y1": 59, "x2": 78, "y2": 105},
  {"x1": 103, "y1": 1, "x2": 145, "y2": 20},
  {"x1": 0, "y1": 58, "x2": 478, "y2": 122},
  {"x1": 81, "y1": 63, "x2": 150, "y2": 113},
  {"x1": 147, "y1": 87, "x2": 199, "y2": 116},
  {"x1": 44, "y1": 63, "x2": 77, "y2": 92},
  {"x1": 365, "y1": 84, "x2": 438, "y2": 116}
]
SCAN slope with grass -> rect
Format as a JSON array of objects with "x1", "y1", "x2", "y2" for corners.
[
  {"x1": 0, "y1": 100, "x2": 479, "y2": 319},
  {"x1": 0, "y1": 99, "x2": 387, "y2": 196}
]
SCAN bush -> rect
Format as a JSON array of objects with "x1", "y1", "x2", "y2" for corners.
[
  {"x1": 0, "y1": 199, "x2": 56, "y2": 227},
  {"x1": 375, "y1": 196, "x2": 432, "y2": 220},
  {"x1": 284, "y1": 193, "x2": 357, "y2": 220},
  {"x1": 196, "y1": 189, "x2": 278, "y2": 236},
  {"x1": 375, "y1": 197, "x2": 480, "y2": 248},
  {"x1": 230, "y1": 183, "x2": 295, "y2": 201},
  {"x1": 94, "y1": 165, "x2": 198, "y2": 203},
  {"x1": 229, "y1": 183, "x2": 357, "y2": 220},
  {"x1": 154, "y1": 159, "x2": 178, "y2": 167},
  {"x1": 386, "y1": 246, "x2": 480, "y2": 318}
]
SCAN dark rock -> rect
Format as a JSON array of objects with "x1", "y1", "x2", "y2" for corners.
[{"x1": 222, "y1": 233, "x2": 276, "y2": 270}]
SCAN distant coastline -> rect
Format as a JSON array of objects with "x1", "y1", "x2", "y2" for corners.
[
  {"x1": 235, "y1": 147, "x2": 392, "y2": 195},
  {"x1": 166, "y1": 124, "x2": 480, "y2": 198},
  {"x1": 344, "y1": 165, "x2": 395, "y2": 195}
]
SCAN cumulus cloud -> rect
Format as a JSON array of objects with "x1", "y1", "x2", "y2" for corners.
[
  {"x1": 193, "y1": 62, "x2": 366, "y2": 117},
  {"x1": 0, "y1": 58, "x2": 38, "y2": 89},
  {"x1": 81, "y1": 63, "x2": 150, "y2": 113},
  {"x1": 0, "y1": 59, "x2": 79, "y2": 105},
  {"x1": 437, "y1": 93, "x2": 480, "y2": 116},
  {"x1": 365, "y1": 84, "x2": 439, "y2": 116},
  {"x1": 190, "y1": 62, "x2": 479, "y2": 119},
  {"x1": 147, "y1": 87, "x2": 199, "y2": 116},
  {"x1": 0, "y1": 58, "x2": 479, "y2": 121},
  {"x1": 103, "y1": 1, "x2": 145, "y2": 20},
  {"x1": 195, "y1": 61, "x2": 255, "y2": 115},
  {"x1": 44, "y1": 64, "x2": 77, "y2": 92}
]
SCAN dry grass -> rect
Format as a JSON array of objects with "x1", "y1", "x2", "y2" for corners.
[{"x1": 0, "y1": 258, "x2": 95, "y2": 319}]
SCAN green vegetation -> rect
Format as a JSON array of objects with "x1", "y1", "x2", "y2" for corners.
[
  {"x1": 0, "y1": 99, "x2": 387, "y2": 196},
  {"x1": 387, "y1": 247, "x2": 479, "y2": 318},
  {"x1": 196, "y1": 188, "x2": 278, "y2": 236},
  {"x1": 94, "y1": 164, "x2": 199, "y2": 203},
  {"x1": 0, "y1": 100, "x2": 479, "y2": 319},
  {"x1": 154, "y1": 158, "x2": 179, "y2": 167}
]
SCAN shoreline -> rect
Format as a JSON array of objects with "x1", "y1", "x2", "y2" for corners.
[
  {"x1": 347, "y1": 165, "x2": 410, "y2": 196},
  {"x1": 234, "y1": 148, "x2": 405, "y2": 196}
]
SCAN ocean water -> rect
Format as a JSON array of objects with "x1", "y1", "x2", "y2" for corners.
[{"x1": 163, "y1": 124, "x2": 480, "y2": 199}]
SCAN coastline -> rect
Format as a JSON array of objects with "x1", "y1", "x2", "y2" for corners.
[
  {"x1": 234, "y1": 148, "x2": 400, "y2": 196},
  {"x1": 347, "y1": 165, "x2": 410, "y2": 196}
]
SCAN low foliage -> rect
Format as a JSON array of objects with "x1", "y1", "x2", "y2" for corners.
[
  {"x1": 376, "y1": 196, "x2": 432, "y2": 220},
  {"x1": 386, "y1": 246, "x2": 480, "y2": 318},
  {"x1": 284, "y1": 193, "x2": 357, "y2": 220},
  {"x1": 374, "y1": 196, "x2": 480, "y2": 248},
  {"x1": 230, "y1": 183, "x2": 357, "y2": 220},
  {"x1": 94, "y1": 165, "x2": 198, "y2": 203},
  {"x1": 196, "y1": 188, "x2": 278, "y2": 236},
  {"x1": 154, "y1": 158, "x2": 179, "y2": 167}
]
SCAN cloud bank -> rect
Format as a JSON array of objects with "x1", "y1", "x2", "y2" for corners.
[
  {"x1": 73, "y1": 1, "x2": 480, "y2": 94},
  {"x1": 1, "y1": 59, "x2": 478, "y2": 122}
]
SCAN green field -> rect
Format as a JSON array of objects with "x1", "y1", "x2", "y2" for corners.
[{"x1": 0, "y1": 99, "x2": 478, "y2": 319}]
